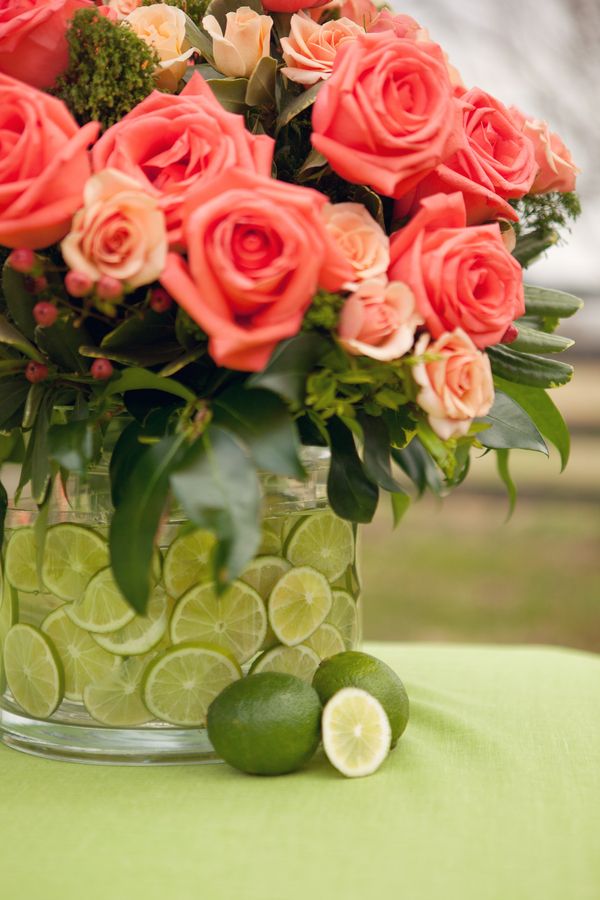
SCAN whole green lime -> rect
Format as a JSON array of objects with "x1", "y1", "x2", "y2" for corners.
[
  {"x1": 313, "y1": 651, "x2": 409, "y2": 747},
  {"x1": 207, "y1": 672, "x2": 322, "y2": 775}
]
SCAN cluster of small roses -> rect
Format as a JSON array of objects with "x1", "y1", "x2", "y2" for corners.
[{"x1": 0, "y1": 0, "x2": 578, "y2": 442}]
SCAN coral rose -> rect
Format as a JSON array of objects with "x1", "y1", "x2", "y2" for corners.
[
  {"x1": 160, "y1": 168, "x2": 354, "y2": 371},
  {"x1": 413, "y1": 329, "x2": 494, "y2": 440},
  {"x1": 0, "y1": 0, "x2": 93, "y2": 89},
  {"x1": 92, "y1": 73, "x2": 274, "y2": 245},
  {"x1": 396, "y1": 88, "x2": 537, "y2": 224},
  {"x1": 125, "y1": 4, "x2": 195, "y2": 91},
  {"x1": 322, "y1": 202, "x2": 389, "y2": 288},
  {"x1": 0, "y1": 74, "x2": 99, "y2": 249},
  {"x1": 311, "y1": 32, "x2": 464, "y2": 199},
  {"x1": 338, "y1": 280, "x2": 423, "y2": 361},
  {"x1": 389, "y1": 193, "x2": 525, "y2": 349},
  {"x1": 203, "y1": 7, "x2": 273, "y2": 79},
  {"x1": 281, "y1": 14, "x2": 361, "y2": 86},
  {"x1": 61, "y1": 169, "x2": 167, "y2": 289},
  {"x1": 510, "y1": 108, "x2": 578, "y2": 194},
  {"x1": 101, "y1": 0, "x2": 141, "y2": 17},
  {"x1": 262, "y1": 0, "x2": 326, "y2": 13},
  {"x1": 335, "y1": 0, "x2": 378, "y2": 26}
]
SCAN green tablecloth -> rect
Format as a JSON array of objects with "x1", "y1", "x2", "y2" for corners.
[{"x1": 1, "y1": 643, "x2": 599, "y2": 900}]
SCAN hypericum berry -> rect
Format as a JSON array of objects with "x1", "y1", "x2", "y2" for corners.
[
  {"x1": 32, "y1": 275, "x2": 48, "y2": 294},
  {"x1": 501, "y1": 324, "x2": 519, "y2": 344},
  {"x1": 149, "y1": 286, "x2": 173, "y2": 314},
  {"x1": 7, "y1": 248, "x2": 36, "y2": 274},
  {"x1": 65, "y1": 270, "x2": 94, "y2": 298},
  {"x1": 25, "y1": 361, "x2": 49, "y2": 384},
  {"x1": 33, "y1": 302, "x2": 58, "y2": 328},
  {"x1": 90, "y1": 358, "x2": 114, "y2": 380},
  {"x1": 97, "y1": 275, "x2": 123, "y2": 302}
]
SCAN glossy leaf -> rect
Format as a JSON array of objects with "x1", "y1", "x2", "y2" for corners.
[
  {"x1": 0, "y1": 378, "x2": 30, "y2": 430},
  {"x1": 327, "y1": 417, "x2": 378, "y2": 523},
  {"x1": 109, "y1": 420, "x2": 146, "y2": 507},
  {"x1": 523, "y1": 285, "x2": 583, "y2": 320},
  {"x1": 390, "y1": 491, "x2": 410, "y2": 528},
  {"x1": 392, "y1": 438, "x2": 444, "y2": 497},
  {"x1": 487, "y1": 345, "x2": 573, "y2": 389},
  {"x1": 360, "y1": 414, "x2": 406, "y2": 494},
  {"x1": 0, "y1": 313, "x2": 44, "y2": 362},
  {"x1": 207, "y1": 77, "x2": 248, "y2": 113},
  {"x1": 102, "y1": 367, "x2": 195, "y2": 403},
  {"x1": 80, "y1": 342, "x2": 182, "y2": 368},
  {"x1": 296, "y1": 148, "x2": 329, "y2": 182},
  {"x1": 493, "y1": 377, "x2": 571, "y2": 471},
  {"x1": 276, "y1": 81, "x2": 323, "y2": 134},
  {"x1": 513, "y1": 231, "x2": 558, "y2": 268},
  {"x1": 245, "y1": 56, "x2": 277, "y2": 107},
  {"x1": 0, "y1": 479, "x2": 7, "y2": 547},
  {"x1": 48, "y1": 420, "x2": 100, "y2": 474},
  {"x1": 35, "y1": 317, "x2": 91, "y2": 373},
  {"x1": 496, "y1": 449, "x2": 517, "y2": 519},
  {"x1": 101, "y1": 309, "x2": 173, "y2": 351},
  {"x1": 184, "y1": 15, "x2": 215, "y2": 64},
  {"x1": 1, "y1": 264, "x2": 36, "y2": 340},
  {"x1": 510, "y1": 326, "x2": 574, "y2": 355},
  {"x1": 476, "y1": 391, "x2": 548, "y2": 455},
  {"x1": 248, "y1": 333, "x2": 328, "y2": 405}
]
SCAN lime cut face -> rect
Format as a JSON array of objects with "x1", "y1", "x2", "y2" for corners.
[
  {"x1": 92, "y1": 588, "x2": 170, "y2": 656},
  {"x1": 326, "y1": 589, "x2": 359, "y2": 649},
  {"x1": 322, "y1": 687, "x2": 391, "y2": 778},
  {"x1": 163, "y1": 528, "x2": 216, "y2": 599},
  {"x1": 3, "y1": 624, "x2": 64, "y2": 718},
  {"x1": 250, "y1": 644, "x2": 321, "y2": 684},
  {"x1": 41, "y1": 524, "x2": 109, "y2": 602},
  {"x1": 170, "y1": 581, "x2": 267, "y2": 664},
  {"x1": 41, "y1": 606, "x2": 119, "y2": 701},
  {"x1": 5, "y1": 527, "x2": 39, "y2": 593},
  {"x1": 83, "y1": 656, "x2": 154, "y2": 727},
  {"x1": 268, "y1": 565, "x2": 332, "y2": 647},
  {"x1": 239, "y1": 556, "x2": 291, "y2": 601},
  {"x1": 304, "y1": 623, "x2": 345, "y2": 660},
  {"x1": 285, "y1": 511, "x2": 354, "y2": 583},
  {"x1": 142, "y1": 643, "x2": 241, "y2": 727},
  {"x1": 67, "y1": 567, "x2": 136, "y2": 634}
]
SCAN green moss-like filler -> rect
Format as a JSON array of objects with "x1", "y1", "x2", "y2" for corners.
[
  {"x1": 141, "y1": 0, "x2": 210, "y2": 23},
  {"x1": 511, "y1": 191, "x2": 581, "y2": 268},
  {"x1": 54, "y1": 9, "x2": 159, "y2": 130},
  {"x1": 302, "y1": 291, "x2": 345, "y2": 332}
]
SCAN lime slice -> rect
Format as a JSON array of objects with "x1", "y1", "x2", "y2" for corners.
[
  {"x1": 142, "y1": 642, "x2": 241, "y2": 726},
  {"x1": 41, "y1": 606, "x2": 119, "y2": 701},
  {"x1": 5, "y1": 527, "x2": 39, "y2": 593},
  {"x1": 257, "y1": 522, "x2": 282, "y2": 556},
  {"x1": 285, "y1": 511, "x2": 354, "y2": 583},
  {"x1": 0, "y1": 573, "x2": 18, "y2": 650},
  {"x1": 322, "y1": 687, "x2": 392, "y2": 778},
  {"x1": 240, "y1": 556, "x2": 291, "y2": 601},
  {"x1": 42, "y1": 524, "x2": 109, "y2": 602},
  {"x1": 304, "y1": 622, "x2": 345, "y2": 660},
  {"x1": 281, "y1": 514, "x2": 306, "y2": 545},
  {"x1": 83, "y1": 656, "x2": 153, "y2": 727},
  {"x1": 163, "y1": 528, "x2": 216, "y2": 598},
  {"x1": 250, "y1": 644, "x2": 321, "y2": 683},
  {"x1": 170, "y1": 581, "x2": 266, "y2": 664},
  {"x1": 268, "y1": 565, "x2": 332, "y2": 647},
  {"x1": 326, "y1": 589, "x2": 359, "y2": 649},
  {"x1": 3, "y1": 624, "x2": 64, "y2": 718},
  {"x1": 66, "y1": 567, "x2": 136, "y2": 634},
  {"x1": 92, "y1": 588, "x2": 170, "y2": 656}
]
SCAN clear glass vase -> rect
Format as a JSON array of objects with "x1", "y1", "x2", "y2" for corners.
[{"x1": 0, "y1": 449, "x2": 361, "y2": 765}]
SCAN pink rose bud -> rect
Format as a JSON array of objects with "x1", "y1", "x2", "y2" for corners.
[
  {"x1": 25, "y1": 361, "x2": 49, "y2": 384},
  {"x1": 501, "y1": 324, "x2": 519, "y2": 344},
  {"x1": 149, "y1": 287, "x2": 173, "y2": 313},
  {"x1": 90, "y1": 358, "x2": 114, "y2": 380},
  {"x1": 65, "y1": 270, "x2": 94, "y2": 297},
  {"x1": 7, "y1": 248, "x2": 36, "y2": 274},
  {"x1": 33, "y1": 302, "x2": 58, "y2": 328},
  {"x1": 96, "y1": 275, "x2": 123, "y2": 301}
]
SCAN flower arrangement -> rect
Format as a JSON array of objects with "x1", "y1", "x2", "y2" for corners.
[{"x1": 0, "y1": 0, "x2": 582, "y2": 616}]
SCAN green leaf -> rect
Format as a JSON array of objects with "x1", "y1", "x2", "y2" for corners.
[
  {"x1": 493, "y1": 376, "x2": 571, "y2": 471},
  {"x1": 496, "y1": 449, "x2": 517, "y2": 519},
  {"x1": 476, "y1": 391, "x2": 548, "y2": 455},
  {"x1": 22, "y1": 384, "x2": 45, "y2": 430},
  {"x1": 80, "y1": 342, "x2": 182, "y2": 368},
  {"x1": 170, "y1": 426, "x2": 261, "y2": 588},
  {"x1": 213, "y1": 385, "x2": 305, "y2": 478},
  {"x1": 245, "y1": 56, "x2": 277, "y2": 107},
  {"x1": 487, "y1": 345, "x2": 573, "y2": 389},
  {"x1": 524, "y1": 285, "x2": 583, "y2": 320},
  {"x1": 19, "y1": 389, "x2": 56, "y2": 504},
  {"x1": 248, "y1": 333, "x2": 328, "y2": 405},
  {"x1": 360, "y1": 414, "x2": 406, "y2": 494},
  {"x1": 158, "y1": 347, "x2": 206, "y2": 377},
  {"x1": 275, "y1": 81, "x2": 323, "y2": 134},
  {"x1": 416, "y1": 419, "x2": 456, "y2": 479},
  {"x1": 47, "y1": 420, "x2": 100, "y2": 475},
  {"x1": 296, "y1": 148, "x2": 329, "y2": 182},
  {"x1": 392, "y1": 438, "x2": 444, "y2": 497},
  {"x1": 510, "y1": 326, "x2": 574, "y2": 355},
  {"x1": 207, "y1": 77, "x2": 248, "y2": 113},
  {"x1": 346, "y1": 183, "x2": 385, "y2": 230},
  {"x1": 101, "y1": 309, "x2": 173, "y2": 351},
  {"x1": 513, "y1": 230, "x2": 559, "y2": 268},
  {"x1": 0, "y1": 430, "x2": 24, "y2": 465},
  {"x1": 0, "y1": 378, "x2": 30, "y2": 430},
  {"x1": 390, "y1": 491, "x2": 410, "y2": 528},
  {"x1": 102, "y1": 367, "x2": 195, "y2": 403},
  {"x1": 110, "y1": 434, "x2": 187, "y2": 613},
  {"x1": 0, "y1": 479, "x2": 7, "y2": 547},
  {"x1": 327, "y1": 417, "x2": 378, "y2": 523},
  {"x1": 184, "y1": 15, "x2": 215, "y2": 64},
  {"x1": 0, "y1": 313, "x2": 44, "y2": 362},
  {"x1": 1, "y1": 263, "x2": 36, "y2": 340},
  {"x1": 35, "y1": 316, "x2": 91, "y2": 373},
  {"x1": 109, "y1": 420, "x2": 146, "y2": 507}
]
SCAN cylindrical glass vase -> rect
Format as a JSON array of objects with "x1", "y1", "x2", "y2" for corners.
[{"x1": 0, "y1": 449, "x2": 361, "y2": 764}]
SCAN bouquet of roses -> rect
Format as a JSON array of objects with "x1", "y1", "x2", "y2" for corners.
[{"x1": 0, "y1": 0, "x2": 582, "y2": 614}]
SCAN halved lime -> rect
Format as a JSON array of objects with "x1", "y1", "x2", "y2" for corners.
[
  {"x1": 250, "y1": 644, "x2": 321, "y2": 683},
  {"x1": 163, "y1": 528, "x2": 216, "y2": 599},
  {"x1": 3, "y1": 623, "x2": 64, "y2": 718},
  {"x1": 83, "y1": 656, "x2": 153, "y2": 727},
  {"x1": 0, "y1": 573, "x2": 18, "y2": 650},
  {"x1": 281, "y1": 514, "x2": 306, "y2": 546},
  {"x1": 170, "y1": 581, "x2": 266, "y2": 664},
  {"x1": 66, "y1": 567, "x2": 136, "y2": 634},
  {"x1": 42, "y1": 524, "x2": 109, "y2": 602},
  {"x1": 268, "y1": 565, "x2": 332, "y2": 646},
  {"x1": 5, "y1": 527, "x2": 39, "y2": 593},
  {"x1": 142, "y1": 642, "x2": 241, "y2": 726},
  {"x1": 285, "y1": 511, "x2": 354, "y2": 583},
  {"x1": 41, "y1": 606, "x2": 119, "y2": 700},
  {"x1": 326, "y1": 589, "x2": 359, "y2": 649},
  {"x1": 240, "y1": 556, "x2": 291, "y2": 601},
  {"x1": 304, "y1": 622, "x2": 345, "y2": 660},
  {"x1": 92, "y1": 588, "x2": 170, "y2": 656},
  {"x1": 322, "y1": 687, "x2": 392, "y2": 778},
  {"x1": 257, "y1": 522, "x2": 282, "y2": 556}
]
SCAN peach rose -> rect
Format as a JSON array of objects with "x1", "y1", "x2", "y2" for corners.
[
  {"x1": 336, "y1": 0, "x2": 378, "y2": 26},
  {"x1": 160, "y1": 168, "x2": 354, "y2": 371},
  {"x1": 322, "y1": 202, "x2": 389, "y2": 288},
  {"x1": 203, "y1": 7, "x2": 272, "y2": 79},
  {"x1": 92, "y1": 73, "x2": 274, "y2": 245},
  {"x1": 61, "y1": 169, "x2": 167, "y2": 288},
  {"x1": 125, "y1": 4, "x2": 195, "y2": 92},
  {"x1": 510, "y1": 109, "x2": 578, "y2": 194},
  {"x1": 0, "y1": 0, "x2": 93, "y2": 89},
  {"x1": 389, "y1": 193, "x2": 525, "y2": 349},
  {"x1": 101, "y1": 0, "x2": 141, "y2": 17},
  {"x1": 396, "y1": 88, "x2": 537, "y2": 224},
  {"x1": 0, "y1": 74, "x2": 99, "y2": 249},
  {"x1": 338, "y1": 280, "x2": 423, "y2": 361},
  {"x1": 311, "y1": 32, "x2": 464, "y2": 199},
  {"x1": 281, "y1": 14, "x2": 361, "y2": 86},
  {"x1": 413, "y1": 329, "x2": 494, "y2": 440}
]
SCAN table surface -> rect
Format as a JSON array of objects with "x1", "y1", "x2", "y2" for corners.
[{"x1": 1, "y1": 642, "x2": 599, "y2": 900}]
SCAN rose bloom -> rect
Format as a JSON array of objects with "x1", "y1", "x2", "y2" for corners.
[
  {"x1": 396, "y1": 88, "x2": 537, "y2": 225},
  {"x1": 338, "y1": 280, "x2": 423, "y2": 361},
  {"x1": 100, "y1": 0, "x2": 141, "y2": 17},
  {"x1": 389, "y1": 192, "x2": 525, "y2": 349},
  {"x1": 335, "y1": 0, "x2": 378, "y2": 26},
  {"x1": 413, "y1": 329, "x2": 494, "y2": 440},
  {"x1": 281, "y1": 14, "x2": 361, "y2": 86},
  {"x1": 510, "y1": 108, "x2": 578, "y2": 194},
  {"x1": 92, "y1": 73, "x2": 274, "y2": 245},
  {"x1": 0, "y1": 0, "x2": 93, "y2": 89},
  {"x1": 203, "y1": 7, "x2": 272, "y2": 79},
  {"x1": 125, "y1": 4, "x2": 195, "y2": 92},
  {"x1": 262, "y1": 0, "x2": 326, "y2": 13},
  {"x1": 322, "y1": 202, "x2": 389, "y2": 288},
  {"x1": 160, "y1": 168, "x2": 354, "y2": 371},
  {"x1": 0, "y1": 74, "x2": 99, "y2": 249},
  {"x1": 61, "y1": 169, "x2": 167, "y2": 288},
  {"x1": 311, "y1": 32, "x2": 463, "y2": 199}
]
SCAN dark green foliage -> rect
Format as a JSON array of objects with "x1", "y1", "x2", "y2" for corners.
[
  {"x1": 302, "y1": 291, "x2": 344, "y2": 332},
  {"x1": 142, "y1": 0, "x2": 210, "y2": 22}
]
